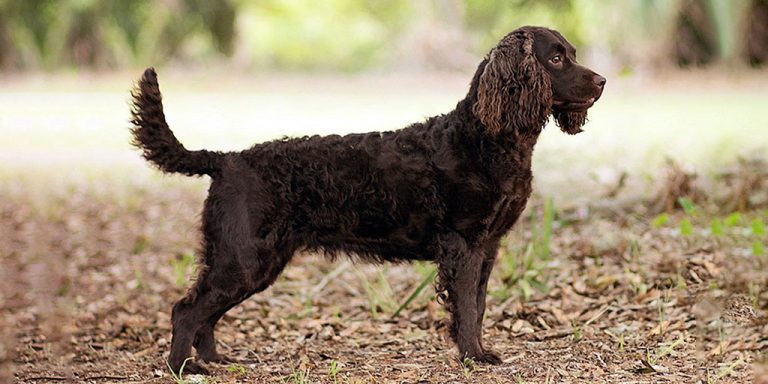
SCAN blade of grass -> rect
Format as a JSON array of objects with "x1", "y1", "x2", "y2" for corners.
[
  {"x1": 680, "y1": 218, "x2": 694, "y2": 236},
  {"x1": 166, "y1": 357, "x2": 194, "y2": 384},
  {"x1": 650, "y1": 334, "x2": 685, "y2": 365},
  {"x1": 710, "y1": 218, "x2": 724, "y2": 236},
  {"x1": 752, "y1": 218, "x2": 765, "y2": 236},
  {"x1": 714, "y1": 359, "x2": 745, "y2": 382},
  {"x1": 393, "y1": 268, "x2": 437, "y2": 317},
  {"x1": 724, "y1": 213, "x2": 741, "y2": 227},
  {"x1": 652, "y1": 213, "x2": 669, "y2": 228},
  {"x1": 752, "y1": 241, "x2": 765, "y2": 257},
  {"x1": 678, "y1": 197, "x2": 696, "y2": 215},
  {"x1": 537, "y1": 197, "x2": 554, "y2": 260}
]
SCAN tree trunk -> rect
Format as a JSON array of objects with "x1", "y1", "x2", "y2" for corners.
[
  {"x1": 745, "y1": 0, "x2": 768, "y2": 65},
  {"x1": 672, "y1": 0, "x2": 719, "y2": 67}
]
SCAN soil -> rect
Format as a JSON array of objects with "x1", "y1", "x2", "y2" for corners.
[{"x1": 2, "y1": 159, "x2": 767, "y2": 383}]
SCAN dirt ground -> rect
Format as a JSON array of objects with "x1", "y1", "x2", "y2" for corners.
[{"x1": 2, "y1": 158, "x2": 767, "y2": 383}]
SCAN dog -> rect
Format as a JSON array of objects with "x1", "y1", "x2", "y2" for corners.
[{"x1": 130, "y1": 25, "x2": 605, "y2": 374}]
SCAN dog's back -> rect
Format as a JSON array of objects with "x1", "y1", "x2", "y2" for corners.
[{"x1": 132, "y1": 73, "x2": 455, "y2": 262}]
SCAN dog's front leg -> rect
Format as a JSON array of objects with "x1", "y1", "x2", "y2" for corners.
[
  {"x1": 437, "y1": 234, "x2": 500, "y2": 364},
  {"x1": 473, "y1": 240, "x2": 502, "y2": 363}
]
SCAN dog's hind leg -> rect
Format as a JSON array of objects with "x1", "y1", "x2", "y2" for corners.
[
  {"x1": 191, "y1": 246, "x2": 293, "y2": 365},
  {"x1": 192, "y1": 303, "x2": 239, "y2": 364},
  {"x1": 168, "y1": 189, "x2": 258, "y2": 374},
  {"x1": 168, "y1": 268, "x2": 244, "y2": 375}
]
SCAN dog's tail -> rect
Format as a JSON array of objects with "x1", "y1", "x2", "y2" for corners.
[{"x1": 130, "y1": 68, "x2": 222, "y2": 177}]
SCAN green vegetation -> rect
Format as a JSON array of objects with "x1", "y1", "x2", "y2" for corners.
[
  {"x1": 707, "y1": 359, "x2": 746, "y2": 384},
  {"x1": 460, "y1": 357, "x2": 475, "y2": 378},
  {"x1": 357, "y1": 262, "x2": 437, "y2": 318},
  {"x1": 166, "y1": 357, "x2": 195, "y2": 384},
  {"x1": 710, "y1": 218, "x2": 724, "y2": 236},
  {"x1": 642, "y1": 334, "x2": 687, "y2": 370},
  {"x1": 495, "y1": 198, "x2": 555, "y2": 301},
  {"x1": 226, "y1": 363, "x2": 247, "y2": 376},
  {"x1": 753, "y1": 240, "x2": 765, "y2": 257},
  {"x1": 171, "y1": 252, "x2": 196, "y2": 288},
  {"x1": 328, "y1": 360, "x2": 340, "y2": 384},
  {"x1": 285, "y1": 366, "x2": 311, "y2": 384},
  {"x1": 240, "y1": 0, "x2": 411, "y2": 71},
  {"x1": 752, "y1": 218, "x2": 765, "y2": 235},
  {"x1": 0, "y1": 0, "x2": 236, "y2": 69},
  {"x1": 393, "y1": 266, "x2": 437, "y2": 318},
  {"x1": 652, "y1": 197, "x2": 767, "y2": 261},
  {"x1": 1, "y1": 0, "x2": 765, "y2": 71},
  {"x1": 652, "y1": 213, "x2": 670, "y2": 228},
  {"x1": 571, "y1": 321, "x2": 582, "y2": 342},
  {"x1": 357, "y1": 267, "x2": 398, "y2": 318}
]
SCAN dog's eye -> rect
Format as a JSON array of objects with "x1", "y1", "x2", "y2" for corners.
[{"x1": 550, "y1": 55, "x2": 562, "y2": 65}]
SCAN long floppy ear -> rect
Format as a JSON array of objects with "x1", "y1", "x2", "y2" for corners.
[{"x1": 472, "y1": 30, "x2": 551, "y2": 135}]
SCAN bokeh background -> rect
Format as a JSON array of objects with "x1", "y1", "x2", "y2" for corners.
[
  {"x1": 2, "y1": 0, "x2": 767, "y2": 382},
  {"x1": 1, "y1": 0, "x2": 767, "y2": 71}
]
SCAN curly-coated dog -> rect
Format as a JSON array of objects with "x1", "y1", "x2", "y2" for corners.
[{"x1": 130, "y1": 26, "x2": 605, "y2": 374}]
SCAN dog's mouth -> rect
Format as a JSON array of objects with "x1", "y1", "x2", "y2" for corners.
[{"x1": 552, "y1": 97, "x2": 597, "y2": 112}]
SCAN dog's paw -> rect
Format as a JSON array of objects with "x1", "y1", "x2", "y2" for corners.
[
  {"x1": 199, "y1": 352, "x2": 235, "y2": 365},
  {"x1": 177, "y1": 360, "x2": 211, "y2": 375},
  {"x1": 474, "y1": 349, "x2": 503, "y2": 365}
]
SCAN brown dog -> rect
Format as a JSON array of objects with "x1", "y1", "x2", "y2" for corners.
[{"x1": 130, "y1": 26, "x2": 604, "y2": 374}]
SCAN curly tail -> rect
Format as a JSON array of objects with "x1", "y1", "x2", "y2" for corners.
[{"x1": 130, "y1": 68, "x2": 222, "y2": 177}]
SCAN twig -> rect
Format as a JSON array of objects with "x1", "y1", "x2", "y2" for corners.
[
  {"x1": 84, "y1": 375, "x2": 130, "y2": 381},
  {"x1": 309, "y1": 261, "x2": 351, "y2": 297},
  {"x1": 711, "y1": 359, "x2": 745, "y2": 382},
  {"x1": 534, "y1": 328, "x2": 573, "y2": 341},
  {"x1": 584, "y1": 304, "x2": 612, "y2": 327}
]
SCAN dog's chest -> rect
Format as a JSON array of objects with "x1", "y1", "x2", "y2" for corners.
[
  {"x1": 480, "y1": 160, "x2": 533, "y2": 240},
  {"x1": 487, "y1": 184, "x2": 530, "y2": 235}
]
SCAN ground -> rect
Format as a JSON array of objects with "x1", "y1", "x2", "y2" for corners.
[
  {"x1": 1, "y1": 72, "x2": 767, "y2": 383},
  {"x1": 3, "y1": 157, "x2": 767, "y2": 383}
]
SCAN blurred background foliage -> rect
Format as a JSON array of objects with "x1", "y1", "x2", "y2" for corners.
[{"x1": 0, "y1": 0, "x2": 766, "y2": 71}]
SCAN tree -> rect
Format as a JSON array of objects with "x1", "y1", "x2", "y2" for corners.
[{"x1": 744, "y1": 0, "x2": 768, "y2": 65}]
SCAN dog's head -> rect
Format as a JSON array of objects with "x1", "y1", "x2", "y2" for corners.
[{"x1": 472, "y1": 26, "x2": 605, "y2": 135}]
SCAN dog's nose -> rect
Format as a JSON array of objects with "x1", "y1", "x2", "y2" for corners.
[{"x1": 593, "y1": 74, "x2": 606, "y2": 88}]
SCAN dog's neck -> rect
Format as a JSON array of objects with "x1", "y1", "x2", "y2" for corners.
[{"x1": 453, "y1": 95, "x2": 544, "y2": 152}]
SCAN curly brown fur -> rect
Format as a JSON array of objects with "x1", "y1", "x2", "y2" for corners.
[
  {"x1": 129, "y1": 26, "x2": 605, "y2": 374},
  {"x1": 554, "y1": 110, "x2": 589, "y2": 134},
  {"x1": 130, "y1": 68, "x2": 223, "y2": 176},
  {"x1": 473, "y1": 30, "x2": 552, "y2": 136}
]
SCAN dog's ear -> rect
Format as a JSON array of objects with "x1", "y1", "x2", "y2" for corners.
[{"x1": 473, "y1": 30, "x2": 552, "y2": 135}]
